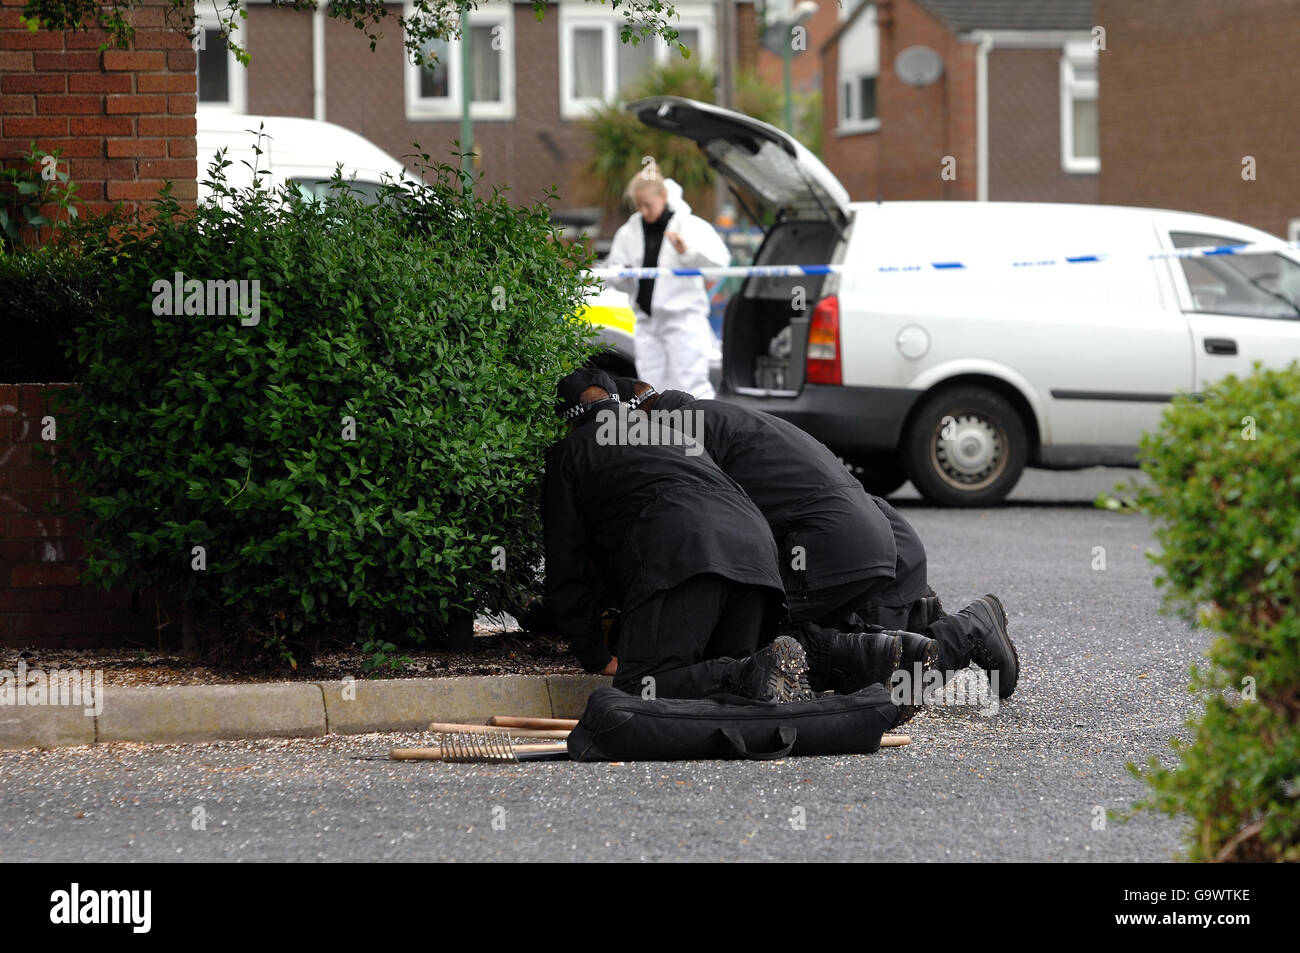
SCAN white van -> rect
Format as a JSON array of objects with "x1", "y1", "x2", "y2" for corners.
[
  {"x1": 196, "y1": 110, "x2": 416, "y2": 203},
  {"x1": 629, "y1": 96, "x2": 1300, "y2": 505}
]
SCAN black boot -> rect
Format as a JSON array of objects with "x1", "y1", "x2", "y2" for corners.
[
  {"x1": 827, "y1": 628, "x2": 902, "y2": 694},
  {"x1": 924, "y1": 595, "x2": 1019, "y2": 698},
  {"x1": 892, "y1": 630, "x2": 940, "y2": 727},
  {"x1": 898, "y1": 629, "x2": 939, "y2": 672},
  {"x1": 923, "y1": 606, "x2": 977, "y2": 673},
  {"x1": 781, "y1": 622, "x2": 900, "y2": 694},
  {"x1": 906, "y1": 590, "x2": 945, "y2": 633},
  {"x1": 725, "y1": 635, "x2": 814, "y2": 703},
  {"x1": 966, "y1": 594, "x2": 1019, "y2": 698}
]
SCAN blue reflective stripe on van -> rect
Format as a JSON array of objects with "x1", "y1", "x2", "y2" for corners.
[{"x1": 588, "y1": 238, "x2": 1300, "y2": 281}]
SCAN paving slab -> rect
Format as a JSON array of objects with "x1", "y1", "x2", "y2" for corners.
[{"x1": 96, "y1": 684, "x2": 327, "y2": 744}]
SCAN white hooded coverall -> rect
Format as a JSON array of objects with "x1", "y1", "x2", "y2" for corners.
[{"x1": 604, "y1": 180, "x2": 730, "y2": 399}]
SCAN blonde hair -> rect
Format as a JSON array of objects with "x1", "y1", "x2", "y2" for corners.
[{"x1": 625, "y1": 160, "x2": 668, "y2": 205}]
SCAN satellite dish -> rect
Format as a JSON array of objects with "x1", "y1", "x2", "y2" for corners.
[{"x1": 895, "y1": 45, "x2": 944, "y2": 87}]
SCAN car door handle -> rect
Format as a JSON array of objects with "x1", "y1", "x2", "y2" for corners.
[{"x1": 1204, "y1": 337, "x2": 1238, "y2": 355}]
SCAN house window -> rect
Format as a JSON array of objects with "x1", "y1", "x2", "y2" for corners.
[
  {"x1": 406, "y1": 3, "x2": 515, "y2": 121},
  {"x1": 559, "y1": 4, "x2": 715, "y2": 118},
  {"x1": 835, "y1": 3, "x2": 879, "y2": 134},
  {"x1": 1061, "y1": 41, "x2": 1099, "y2": 173},
  {"x1": 195, "y1": 7, "x2": 246, "y2": 112}
]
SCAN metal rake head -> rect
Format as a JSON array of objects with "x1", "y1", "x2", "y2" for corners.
[{"x1": 436, "y1": 729, "x2": 522, "y2": 763}]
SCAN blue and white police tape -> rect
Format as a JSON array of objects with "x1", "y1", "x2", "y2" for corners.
[{"x1": 588, "y1": 239, "x2": 1300, "y2": 281}]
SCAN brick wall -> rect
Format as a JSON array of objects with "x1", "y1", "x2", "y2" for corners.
[
  {"x1": 246, "y1": 6, "x2": 314, "y2": 119},
  {"x1": 243, "y1": 2, "x2": 759, "y2": 232},
  {"x1": 0, "y1": 0, "x2": 198, "y2": 217},
  {"x1": 987, "y1": 47, "x2": 1098, "y2": 203},
  {"x1": 1096, "y1": 0, "x2": 1300, "y2": 237},
  {"x1": 822, "y1": 0, "x2": 978, "y2": 202},
  {"x1": 0, "y1": 385, "x2": 171, "y2": 648}
]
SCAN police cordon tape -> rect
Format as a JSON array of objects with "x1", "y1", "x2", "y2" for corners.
[{"x1": 588, "y1": 238, "x2": 1300, "y2": 281}]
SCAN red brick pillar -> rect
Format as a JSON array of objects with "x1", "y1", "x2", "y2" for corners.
[
  {"x1": 0, "y1": 0, "x2": 198, "y2": 217},
  {"x1": 0, "y1": 385, "x2": 174, "y2": 648}
]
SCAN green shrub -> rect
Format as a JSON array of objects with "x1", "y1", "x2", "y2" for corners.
[
  {"x1": 1131, "y1": 362, "x2": 1300, "y2": 861},
  {"x1": 56, "y1": 155, "x2": 595, "y2": 666},
  {"x1": 1, "y1": 142, "x2": 79, "y2": 253},
  {"x1": 0, "y1": 247, "x2": 97, "y2": 382}
]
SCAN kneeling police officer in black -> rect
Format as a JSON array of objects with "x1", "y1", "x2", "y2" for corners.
[
  {"x1": 619, "y1": 379, "x2": 1020, "y2": 700},
  {"x1": 541, "y1": 369, "x2": 812, "y2": 702}
]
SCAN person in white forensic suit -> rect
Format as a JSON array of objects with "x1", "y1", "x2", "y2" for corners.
[{"x1": 603, "y1": 163, "x2": 729, "y2": 400}]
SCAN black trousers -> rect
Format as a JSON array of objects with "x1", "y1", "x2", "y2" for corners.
[
  {"x1": 612, "y1": 573, "x2": 775, "y2": 699},
  {"x1": 786, "y1": 499, "x2": 931, "y2": 631}
]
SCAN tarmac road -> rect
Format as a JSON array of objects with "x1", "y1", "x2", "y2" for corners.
[{"x1": 0, "y1": 467, "x2": 1206, "y2": 862}]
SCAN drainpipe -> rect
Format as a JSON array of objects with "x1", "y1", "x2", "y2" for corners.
[
  {"x1": 460, "y1": 0, "x2": 473, "y2": 185},
  {"x1": 974, "y1": 31, "x2": 991, "y2": 201},
  {"x1": 313, "y1": 5, "x2": 326, "y2": 121}
]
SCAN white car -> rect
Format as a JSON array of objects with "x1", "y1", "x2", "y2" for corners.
[
  {"x1": 197, "y1": 110, "x2": 417, "y2": 203},
  {"x1": 630, "y1": 96, "x2": 1300, "y2": 505}
]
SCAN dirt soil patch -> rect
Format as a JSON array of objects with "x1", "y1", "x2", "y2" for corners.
[{"x1": 7, "y1": 620, "x2": 582, "y2": 687}]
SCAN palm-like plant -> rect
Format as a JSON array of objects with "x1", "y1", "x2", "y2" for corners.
[{"x1": 580, "y1": 61, "x2": 789, "y2": 219}]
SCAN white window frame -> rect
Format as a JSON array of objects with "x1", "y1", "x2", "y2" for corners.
[
  {"x1": 836, "y1": 74, "x2": 880, "y2": 136},
  {"x1": 558, "y1": 4, "x2": 715, "y2": 120},
  {"x1": 195, "y1": 4, "x2": 247, "y2": 113},
  {"x1": 834, "y1": 3, "x2": 879, "y2": 136},
  {"x1": 1060, "y1": 40, "x2": 1099, "y2": 174},
  {"x1": 404, "y1": 3, "x2": 515, "y2": 122}
]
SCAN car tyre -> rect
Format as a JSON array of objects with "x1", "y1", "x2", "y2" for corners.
[{"x1": 904, "y1": 386, "x2": 1028, "y2": 507}]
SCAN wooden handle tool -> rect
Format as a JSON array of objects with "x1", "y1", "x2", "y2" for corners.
[{"x1": 488, "y1": 716, "x2": 580, "y2": 731}]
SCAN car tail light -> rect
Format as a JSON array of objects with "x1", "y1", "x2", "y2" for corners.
[{"x1": 807, "y1": 295, "x2": 842, "y2": 385}]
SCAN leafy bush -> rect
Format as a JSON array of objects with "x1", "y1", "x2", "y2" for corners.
[
  {"x1": 56, "y1": 155, "x2": 595, "y2": 666},
  {"x1": 1, "y1": 142, "x2": 79, "y2": 253},
  {"x1": 0, "y1": 247, "x2": 97, "y2": 382},
  {"x1": 1131, "y1": 362, "x2": 1300, "y2": 861}
]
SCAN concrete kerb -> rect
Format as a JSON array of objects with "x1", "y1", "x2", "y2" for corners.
[
  {"x1": 0, "y1": 674, "x2": 612, "y2": 749},
  {"x1": 0, "y1": 701, "x2": 96, "y2": 750},
  {"x1": 96, "y1": 683, "x2": 328, "y2": 745}
]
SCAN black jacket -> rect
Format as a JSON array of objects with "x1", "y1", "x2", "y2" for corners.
[
  {"x1": 542, "y1": 402, "x2": 784, "y2": 672},
  {"x1": 653, "y1": 392, "x2": 897, "y2": 595}
]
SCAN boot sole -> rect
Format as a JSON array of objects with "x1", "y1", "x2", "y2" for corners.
[{"x1": 766, "y1": 635, "x2": 815, "y2": 704}]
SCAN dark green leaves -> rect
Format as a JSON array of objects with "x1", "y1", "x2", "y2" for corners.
[{"x1": 50, "y1": 153, "x2": 595, "y2": 667}]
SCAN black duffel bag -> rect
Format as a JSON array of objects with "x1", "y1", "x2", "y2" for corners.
[{"x1": 566, "y1": 685, "x2": 898, "y2": 762}]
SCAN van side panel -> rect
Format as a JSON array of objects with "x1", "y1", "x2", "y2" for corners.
[{"x1": 837, "y1": 206, "x2": 1195, "y2": 451}]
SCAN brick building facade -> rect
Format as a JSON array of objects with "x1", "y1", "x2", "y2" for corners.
[
  {"x1": 0, "y1": 0, "x2": 198, "y2": 218},
  {"x1": 233, "y1": 0, "x2": 758, "y2": 224},
  {"x1": 2, "y1": 0, "x2": 198, "y2": 646},
  {"x1": 1096, "y1": 0, "x2": 1300, "y2": 239},
  {"x1": 819, "y1": 0, "x2": 1097, "y2": 204},
  {"x1": 0, "y1": 385, "x2": 168, "y2": 648}
]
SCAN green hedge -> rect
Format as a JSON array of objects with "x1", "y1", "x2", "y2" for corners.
[
  {"x1": 1133, "y1": 362, "x2": 1300, "y2": 861},
  {"x1": 54, "y1": 160, "x2": 595, "y2": 665},
  {"x1": 0, "y1": 249, "x2": 94, "y2": 382}
]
